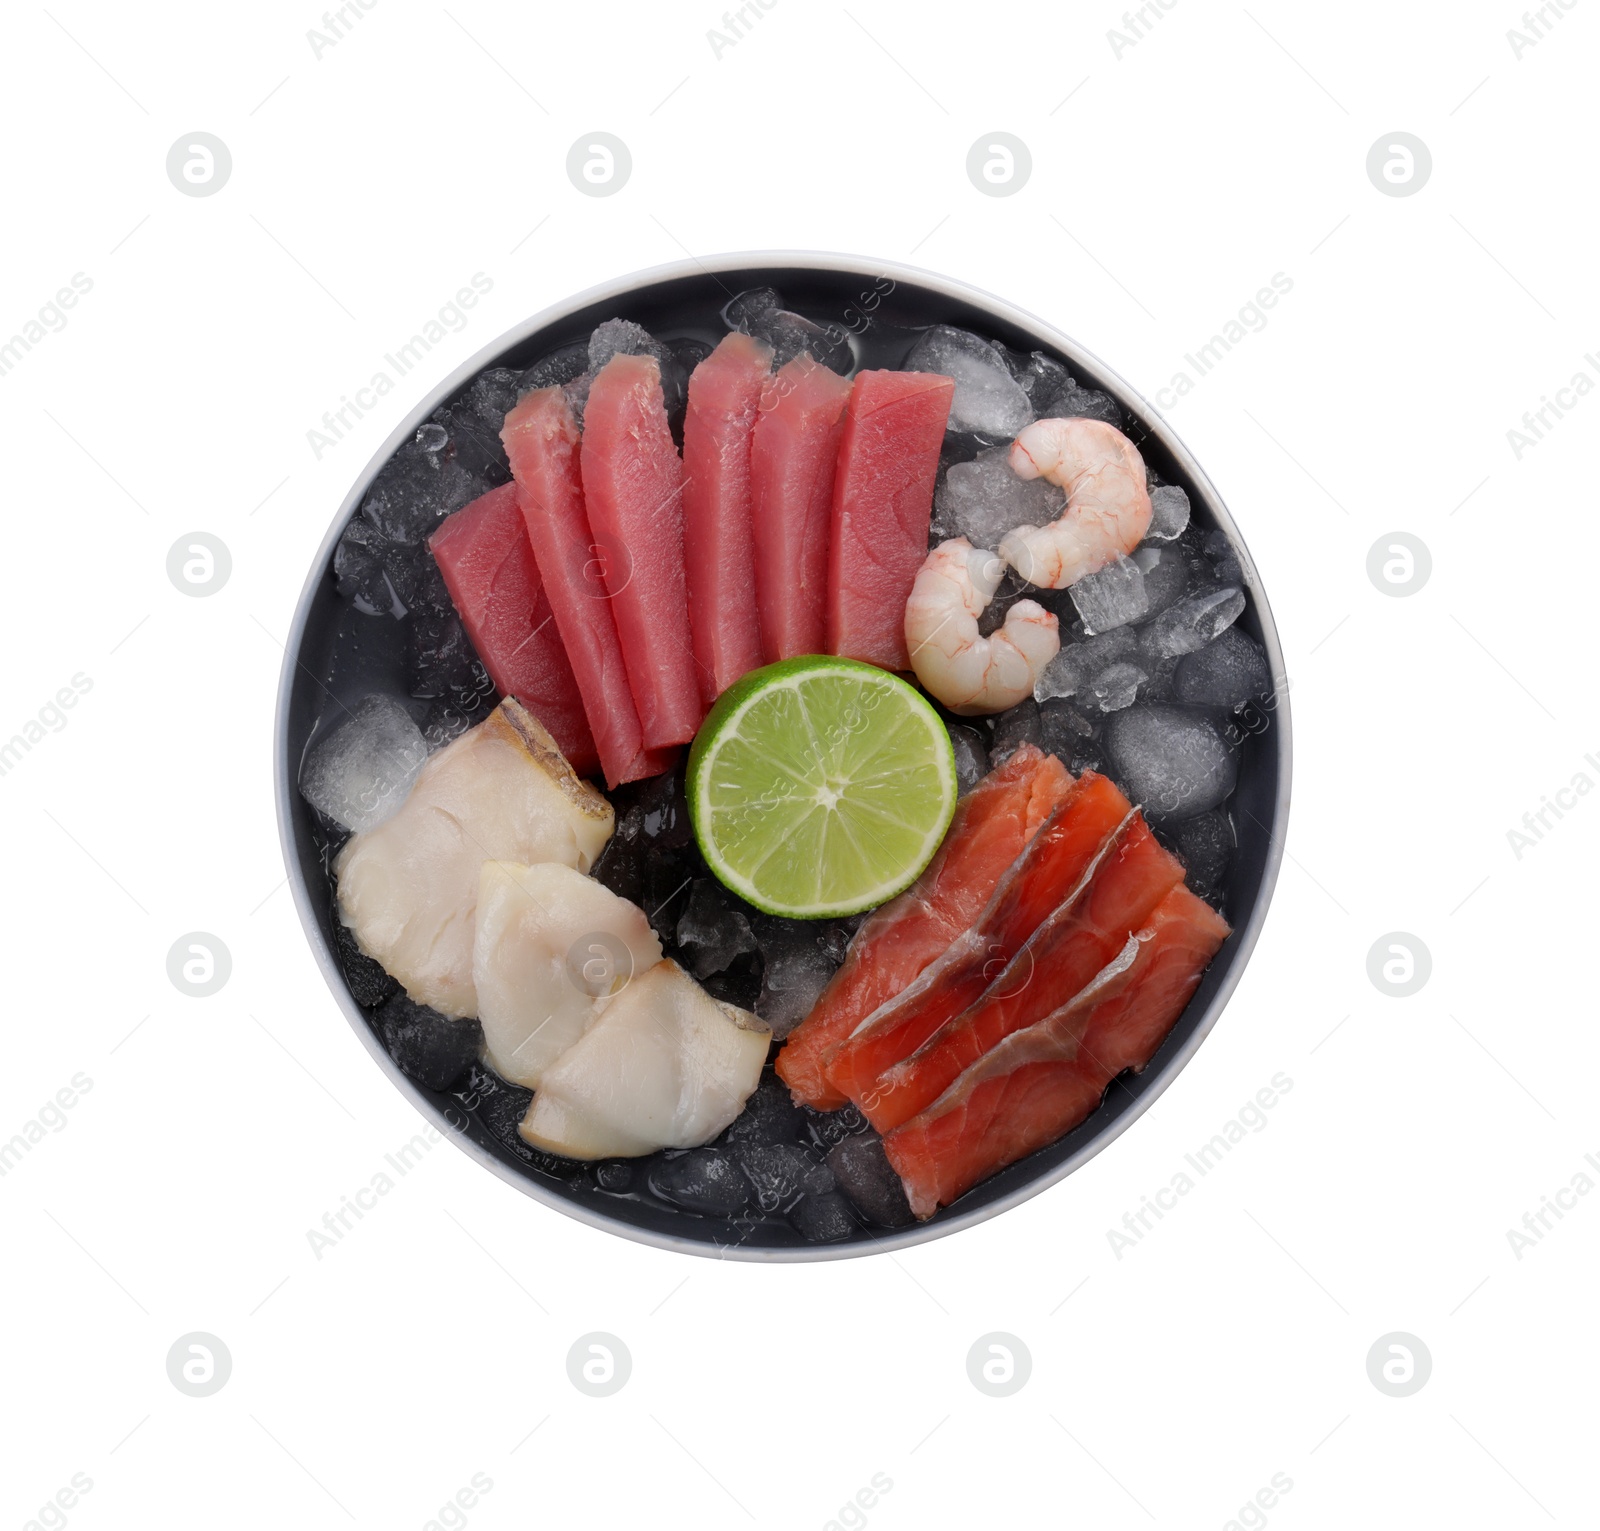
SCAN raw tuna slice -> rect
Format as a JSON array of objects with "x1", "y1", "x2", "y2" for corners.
[
  {"x1": 885, "y1": 885, "x2": 1230, "y2": 1218},
  {"x1": 580, "y1": 353, "x2": 705, "y2": 748},
  {"x1": 828, "y1": 370, "x2": 955, "y2": 670},
  {"x1": 682, "y1": 332, "x2": 773, "y2": 703},
  {"x1": 867, "y1": 810, "x2": 1185, "y2": 1132},
  {"x1": 428, "y1": 483, "x2": 598, "y2": 777},
  {"x1": 502, "y1": 387, "x2": 672, "y2": 788},
  {"x1": 775, "y1": 744, "x2": 1072, "y2": 1109},
  {"x1": 749, "y1": 355, "x2": 853, "y2": 661},
  {"x1": 826, "y1": 771, "x2": 1132, "y2": 1124}
]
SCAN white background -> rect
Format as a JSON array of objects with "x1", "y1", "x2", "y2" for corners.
[{"x1": 2, "y1": 1, "x2": 1595, "y2": 1526}]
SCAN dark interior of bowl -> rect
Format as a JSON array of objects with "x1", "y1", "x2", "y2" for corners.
[{"x1": 281, "y1": 261, "x2": 1285, "y2": 1256}]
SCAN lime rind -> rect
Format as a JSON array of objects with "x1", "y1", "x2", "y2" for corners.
[{"x1": 687, "y1": 657, "x2": 958, "y2": 919}]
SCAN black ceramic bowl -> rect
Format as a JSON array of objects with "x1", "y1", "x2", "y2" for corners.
[{"x1": 275, "y1": 254, "x2": 1291, "y2": 1261}]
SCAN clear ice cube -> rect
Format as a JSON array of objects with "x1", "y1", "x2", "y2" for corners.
[
  {"x1": 299, "y1": 695, "x2": 430, "y2": 834},
  {"x1": 905, "y1": 325, "x2": 1034, "y2": 435}
]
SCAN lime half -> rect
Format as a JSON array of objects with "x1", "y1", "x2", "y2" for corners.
[{"x1": 687, "y1": 657, "x2": 958, "y2": 919}]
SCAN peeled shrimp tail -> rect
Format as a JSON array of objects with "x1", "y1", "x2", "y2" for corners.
[
  {"x1": 904, "y1": 539, "x2": 1060, "y2": 716},
  {"x1": 999, "y1": 417, "x2": 1152, "y2": 589}
]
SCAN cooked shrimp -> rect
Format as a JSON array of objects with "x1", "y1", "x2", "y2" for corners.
[
  {"x1": 904, "y1": 538, "x2": 1060, "y2": 715},
  {"x1": 998, "y1": 417, "x2": 1152, "y2": 588}
]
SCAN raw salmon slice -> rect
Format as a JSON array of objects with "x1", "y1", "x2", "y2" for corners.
[
  {"x1": 827, "y1": 771, "x2": 1132, "y2": 1124},
  {"x1": 828, "y1": 370, "x2": 954, "y2": 670},
  {"x1": 885, "y1": 885, "x2": 1230, "y2": 1218},
  {"x1": 775, "y1": 744, "x2": 1073, "y2": 1109},
  {"x1": 428, "y1": 483, "x2": 599, "y2": 776},
  {"x1": 501, "y1": 387, "x2": 672, "y2": 788},
  {"x1": 682, "y1": 332, "x2": 773, "y2": 704},
  {"x1": 580, "y1": 353, "x2": 705, "y2": 748},
  {"x1": 750, "y1": 355, "x2": 853, "y2": 661},
  {"x1": 868, "y1": 810, "x2": 1186, "y2": 1132}
]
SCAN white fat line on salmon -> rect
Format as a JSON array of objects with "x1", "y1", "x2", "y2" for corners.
[
  {"x1": 304, "y1": 1126, "x2": 442, "y2": 1259},
  {"x1": 1508, "y1": 0, "x2": 1582, "y2": 59},
  {"x1": 707, "y1": 0, "x2": 780, "y2": 59},
  {"x1": 1107, "y1": 0, "x2": 1181, "y2": 59},
  {"x1": 307, "y1": 0, "x2": 380, "y2": 60},
  {"x1": 1149, "y1": 274, "x2": 1294, "y2": 412},
  {"x1": 1505, "y1": 753, "x2": 1600, "y2": 858},
  {"x1": 1505, "y1": 356, "x2": 1600, "y2": 458},
  {"x1": 305, "y1": 272, "x2": 495, "y2": 461},
  {"x1": 1505, "y1": 1152, "x2": 1600, "y2": 1259},
  {"x1": 0, "y1": 272, "x2": 93, "y2": 379},
  {"x1": 1105, "y1": 1072, "x2": 1293, "y2": 1260}
]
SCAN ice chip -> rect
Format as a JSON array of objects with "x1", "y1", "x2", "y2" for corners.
[
  {"x1": 1103, "y1": 703, "x2": 1238, "y2": 823},
  {"x1": 1146, "y1": 484, "x2": 1191, "y2": 542},
  {"x1": 721, "y1": 1075, "x2": 806, "y2": 1147},
  {"x1": 375, "y1": 993, "x2": 482, "y2": 1092},
  {"x1": 300, "y1": 695, "x2": 429, "y2": 834},
  {"x1": 648, "y1": 1149, "x2": 752, "y2": 1216},
  {"x1": 755, "y1": 923, "x2": 836, "y2": 1039},
  {"x1": 990, "y1": 696, "x2": 1042, "y2": 764},
  {"x1": 1033, "y1": 627, "x2": 1139, "y2": 701},
  {"x1": 791, "y1": 1190, "x2": 856, "y2": 1242},
  {"x1": 676, "y1": 879, "x2": 759, "y2": 979},
  {"x1": 1087, "y1": 661, "x2": 1147, "y2": 712},
  {"x1": 1174, "y1": 628, "x2": 1270, "y2": 714},
  {"x1": 1131, "y1": 543, "x2": 1192, "y2": 619},
  {"x1": 1202, "y1": 527, "x2": 1244, "y2": 585},
  {"x1": 934, "y1": 445, "x2": 1064, "y2": 549},
  {"x1": 1141, "y1": 586, "x2": 1246, "y2": 659},
  {"x1": 1070, "y1": 555, "x2": 1149, "y2": 634},
  {"x1": 1015, "y1": 351, "x2": 1071, "y2": 413},
  {"x1": 586, "y1": 318, "x2": 688, "y2": 421},
  {"x1": 828, "y1": 1136, "x2": 915, "y2": 1228},
  {"x1": 1168, "y1": 809, "x2": 1234, "y2": 901},
  {"x1": 905, "y1": 325, "x2": 1034, "y2": 434},
  {"x1": 733, "y1": 1142, "x2": 833, "y2": 1211},
  {"x1": 1041, "y1": 378, "x2": 1122, "y2": 428},
  {"x1": 518, "y1": 341, "x2": 589, "y2": 395},
  {"x1": 948, "y1": 724, "x2": 989, "y2": 795}
]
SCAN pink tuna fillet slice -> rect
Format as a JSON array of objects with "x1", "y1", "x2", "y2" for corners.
[
  {"x1": 580, "y1": 352, "x2": 706, "y2": 749},
  {"x1": 828, "y1": 370, "x2": 954, "y2": 671},
  {"x1": 501, "y1": 386, "x2": 674, "y2": 788},
  {"x1": 428, "y1": 482, "x2": 598, "y2": 778},
  {"x1": 681, "y1": 332, "x2": 774, "y2": 703},
  {"x1": 749, "y1": 355, "x2": 853, "y2": 662}
]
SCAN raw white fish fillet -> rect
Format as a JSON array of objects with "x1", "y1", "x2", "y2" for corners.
[
  {"x1": 473, "y1": 861, "x2": 662, "y2": 1088},
  {"x1": 336, "y1": 699, "x2": 613, "y2": 1018},
  {"x1": 520, "y1": 960, "x2": 770, "y2": 1159}
]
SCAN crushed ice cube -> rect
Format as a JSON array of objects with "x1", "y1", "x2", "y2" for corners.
[
  {"x1": 1038, "y1": 698, "x2": 1099, "y2": 762},
  {"x1": 1174, "y1": 628, "x2": 1270, "y2": 714},
  {"x1": 1141, "y1": 586, "x2": 1246, "y2": 659},
  {"x1": 648, "y1": 1149, "x2": 752, "y2": 1216},
  {"x1": 1087, "y1": 661, "x2": 1147, "y2": 712},
  {"x1": 792, "y1": 1190, "x2": 857, "y2": 1242},
  {"x1": 518, "y1": 341, "x2": 589, "y2": 396},
  {"x1": 360, "y1": 429, "x2": 492, "y2": 548},
  {"x1": 934, "y1": 445, "x2": 1064, "y2": 549},
  {"x1": 1034, "y1": 627, "x2": 1139, "y2": 701},
  {"x1": 1131, "y1": 544, "x2": 1192, "y2": 619},
  {"x1": 906, "y1": 325, "x2": 1034, "y2": 435},
  {"x1": 722, "y1": 1075, "x2": 806, "y2": 1146},
  {"x1": 1104, "y1": 703, "x2": 1238, "y2": 823},
  {"x1": 1146, "y1": 485, "x2": 1190, "y2": 542},
  {"x1": 1169, "y1": 809, "x2": 1234, "y2": 900},
  {"x1": 754, "y1": 924, "x2": 836, "y2": 1039},
  {"x1": 676, "y1": 879, "x2": 759, "y2": 979},
  {"x1": 1041, "y1": 377, "x2": 1122, "y2": 428},
  {"x1": 376, "y1": 993, "x2": 481, "y2": 1092},
  {"x1": 990, "y1": 697, "x2": 1042, "y2": 764},
  {"x1": 300, "y1": 695, "x2": 429, "y2": 834},
  {"x1": 828, "y1": 1136, "x2": 915, "y2": 1228},
  {"x1": 1202, "y1": 527, "x2": 1244, "y2": 585},
  {"x1": 587, "y1": 319, "x2": 689, "y2": 422},
  {"x1": 722, "y1": 286, "x2": 852, "y2": 373},
  {"x1": 732, "y1": 1142, "x2": 833, "y2": 1211},
  {"x1": 1070, "y1": 555, "x2": 1148, "y2": 634},
  {"x1": 949, "y1": 724, "x2": 989, "y2": 795},
  {"x1": 1014, "y1": 351, "x2": 1070, "y2": 413}
]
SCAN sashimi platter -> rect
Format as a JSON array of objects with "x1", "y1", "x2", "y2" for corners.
[{"x1": 279, "y1": 259, "x2": 1288, "y2": 1257}]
